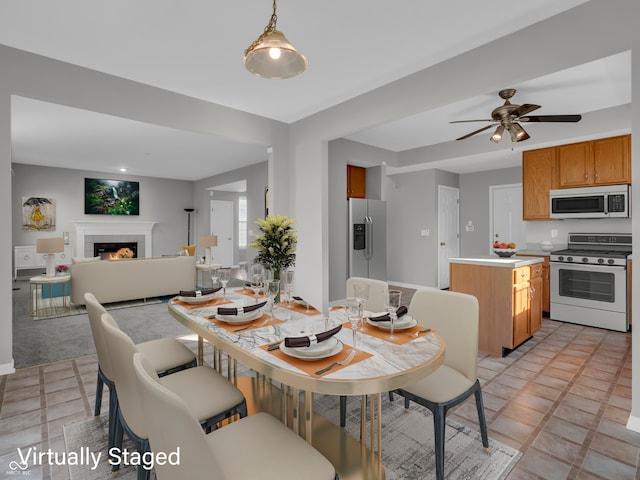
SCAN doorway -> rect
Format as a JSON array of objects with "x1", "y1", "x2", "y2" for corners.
[
  {"x1": 437, "y1": 185, "x2": 459, "y2": 289},
  {"x1": 490, "y1": 184, "x2": 526, "y2": 252},
  {"x1": 210, "y1": 200, "x2": 234, "y2": 267}
]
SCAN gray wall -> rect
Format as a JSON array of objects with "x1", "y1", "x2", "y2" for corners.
[{"x1": 12, "y1": 163, "x2": 194, "y2": 262}]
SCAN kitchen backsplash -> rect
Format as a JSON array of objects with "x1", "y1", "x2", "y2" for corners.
[{"x1": 525, "y1": 218, "x2": 631, "y2": 250}]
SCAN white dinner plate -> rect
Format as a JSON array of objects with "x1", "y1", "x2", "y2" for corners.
[
  {"x1": 283, "y1": 336, "x2": 339, "y2": 358},
  {"x1": 366, "y1": 316, "x2": 417, "y2": 331},
  {"x1": 280, "y1": 339, "x2": 343, "y2": 361},
  {"x1": 176, "y1": 293, "x2": 218, "y2": 304},
  {"x1": 216, "y1": 309, "x2": 263, "y2": 325}
]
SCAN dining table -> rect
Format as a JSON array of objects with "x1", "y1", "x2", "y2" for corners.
[{"x1": 168, "y1": 287, "x2": 445, "y2": 480}]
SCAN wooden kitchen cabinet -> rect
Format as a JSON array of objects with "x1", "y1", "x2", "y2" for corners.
[
  {"x1": 450, "y1": 261, "x2": 542, "y2": 356},
  {"x1": 347, "y1": 165, "x2": 366, "y2": 198},
  {"x1": 522, "y1": 147, "x2": 558, "y2": 220},
  {"x1": 517, "y1": 254, "x2": 550, "y2": 313},
  {"x1": 557, "y1": 135, "x2": 630, "y2": 188}
]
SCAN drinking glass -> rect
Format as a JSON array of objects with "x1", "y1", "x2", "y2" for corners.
[
  {"x1": 283, "y1": 270, "x2": 295, "y2": 305},
  {"x1": 385, "y1": 290, "x2": 402, "y2": 340},
  {"x1": 353, "y1": 283, "x2": 370, "y2": 330},
  {"x1": 219, "y1": 269, "x2": 231, "y2": 299},
  {"x1": 210, "y1": 266, "x2": 220, "y2": 288},
  {"x1": 346, "y1": 298, "x2": 360, "y2": 353},
  {"x1": 250, "y1": 274, "x2": 264, "y2": 303},
  {"x1": 266, "y1": 280, "x2": 280, "y2": 319}
]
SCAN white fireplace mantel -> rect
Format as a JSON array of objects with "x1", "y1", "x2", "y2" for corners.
[{"x1": 72, "y1": 221, "x2": 157, "y2": 258}]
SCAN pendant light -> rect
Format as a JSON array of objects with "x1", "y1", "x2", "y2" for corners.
[{"x1": 243, "y1": 0, "x2": 307, "y2": 79}]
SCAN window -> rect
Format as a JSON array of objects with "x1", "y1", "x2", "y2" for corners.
[{"x1": 238, "y1": 197, "x2": 247, "y2": 248}]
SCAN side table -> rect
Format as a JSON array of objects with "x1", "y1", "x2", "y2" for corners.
[
  {"x1": 195, "y1": 263, "x2": 221, "y2": 289},
  {"x1": 30, "y1": 274, "x2": 71, "y2": 318}
]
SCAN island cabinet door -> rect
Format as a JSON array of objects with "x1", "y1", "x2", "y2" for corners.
[
  {"x1": 512, "y1": 267, "x2": 531, "y2": 348},
  {"x1": 529, "y1": 266, "x2": 543, "y2": 334}
]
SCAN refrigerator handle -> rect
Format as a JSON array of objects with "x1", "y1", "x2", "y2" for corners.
[{"x1": 365, "y1": 216, "x2": 373, "y2": 260}]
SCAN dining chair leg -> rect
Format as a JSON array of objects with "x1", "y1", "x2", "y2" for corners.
[
  {"x1": 108, "y1": 388, "x2": 118, "y2": 450},
  {"x1": 474, "y1": 383, "x2": 489, "y2": 449},
  {"x1": 339, "y1": 395, "x2": 347, "y2": 427},
  {"x1": 433, "y1": 404, "x2": 447, "y2": 480},
  {"x1": 94, "y1": 371, "x2": 104, "y2": 417}
]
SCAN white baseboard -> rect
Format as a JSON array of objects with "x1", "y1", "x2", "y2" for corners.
[
  {"x1": 0, "y1": 359, "x2": 15, "y2": 376},
  {"x1": 626, "y1": 414, "x2": 640, "y2": 433}
]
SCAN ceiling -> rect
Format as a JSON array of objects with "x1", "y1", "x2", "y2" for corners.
[{"x1": 3, "y1": 0, "x2": 631, "y2": 181}]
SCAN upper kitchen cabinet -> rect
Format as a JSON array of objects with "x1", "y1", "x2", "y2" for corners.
[
  {"x1": 557, "y1": 135, "x2": 630, "y2": 188},
  {"x1": 522, "y1": 147, "x2": 557, "y2": 220},
  {"x1": 347, "y1": 165, "x2": 366, "y2": 198}
]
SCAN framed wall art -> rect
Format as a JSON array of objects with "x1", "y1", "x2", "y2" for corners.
[
  {"x1": 22, "y1": 197, "x2": 56, "y2": 231},
  {"x1": 84, "y1": 178, "x2": 140, "y2": 215}
]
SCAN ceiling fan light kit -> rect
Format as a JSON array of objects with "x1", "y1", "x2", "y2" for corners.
[
  {"x1": 244, "y1": 0, "x2": 307, "y2": 79},
  {"x1": 452, "y1": 88, "x2": 581, "y2": 143}
]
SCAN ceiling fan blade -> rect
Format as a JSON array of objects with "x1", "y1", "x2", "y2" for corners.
[
  {"x1": 455, "y1": 124, "x2": 494, "y2": 141},
  {"x1": 512, "y1": 103, "x2": 540, "y2": 118},
  {"x1": 450, "y1": 119, "x2": 492, "y2": 124},
  {"x1": 519, "y1": 114, "x2": 582, "y2": 123}
]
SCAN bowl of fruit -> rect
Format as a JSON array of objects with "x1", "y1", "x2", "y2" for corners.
[{"x1": 493, "y1": 241, "x2": 517, "y2": 257}]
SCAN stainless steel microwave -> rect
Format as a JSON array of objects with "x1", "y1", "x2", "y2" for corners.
[{"x1": 549, "y1": 185, "x2": 630, "y2": 219}]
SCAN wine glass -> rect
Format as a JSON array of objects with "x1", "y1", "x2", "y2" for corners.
[
  {"x1": 210, "y1": 266, "x2": 220, "y2": 288},
  {"x1": 346, "y1": 297, "x2": 360, "y2": 353},
  {"x1": 283, "y1": 270, "x2": 295, "y2": 306},
  {"x1": 250, "y1": 273, "x2": 264, "y2": 303},
  {"x1": 219, "y1": 268, "x2": 231, "y2": 299},
  {"x1": 385, "y1": 290, "x2": 402, "y2": 340},
  {"x1": 266, "y1": 280, "x2": 280, "y2": 319},
  {"x1": 353, "y1": 283, "x2": 370, "y2": 330}
]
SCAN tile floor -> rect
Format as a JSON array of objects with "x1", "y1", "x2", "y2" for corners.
[{"x1": 1, "y1": 311, "x2": 638, "y2": 479}]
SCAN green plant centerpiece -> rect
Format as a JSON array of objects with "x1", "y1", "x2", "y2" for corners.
[{"x1": 249, "y1": 215, "x2": 297, "y2": 303}]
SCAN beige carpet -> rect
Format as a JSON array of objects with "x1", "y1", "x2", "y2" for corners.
[
  {"x1": 30, "y1": 293, "x2": 162, "y2": 320},
  {"x1": 64, "y1": 387, "x2": 521, "y2": 480}
]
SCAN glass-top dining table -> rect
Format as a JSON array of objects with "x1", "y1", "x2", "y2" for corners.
[{"x1": 168, "y1": 286, "x2": 445, "y2": 479}]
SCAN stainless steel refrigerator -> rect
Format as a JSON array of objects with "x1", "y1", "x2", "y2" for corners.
[{"x1": 348, "y1": 198, "x2": 387, "y2": 280}]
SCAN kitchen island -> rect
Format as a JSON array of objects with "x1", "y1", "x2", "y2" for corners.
[{"x1": 449, "y1": 255, "x2": 544, "y2": 356}]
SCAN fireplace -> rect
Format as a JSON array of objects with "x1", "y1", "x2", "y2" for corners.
[{"x1": 94, "y1": 242, "x2": 138, "y2": 260}]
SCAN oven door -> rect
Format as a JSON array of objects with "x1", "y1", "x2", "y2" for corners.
[{"x1": 550, "y1": 261, "x2": 628, "y2": 331}]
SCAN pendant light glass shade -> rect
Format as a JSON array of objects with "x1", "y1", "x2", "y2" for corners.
[
  {"x1": 490, "y1": 124, "x2": 505, "y2": 143},
  {"x1": 244, "y1": 0, "x2": 307, "y2": 79},
  {"x1": 509, "y1": 123, "x2": 530, "y2": 142}
]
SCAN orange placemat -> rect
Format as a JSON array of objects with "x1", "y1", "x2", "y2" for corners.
[
  {"x1": 347, "y1": 321, "x2": 434, "y2": 346},
  {"x1": 207, "y1": 314, "x2": 284, "y2": 333},
  {"x1": 261, "y1": 343, "x2": 372, "y2": 378},
  {"x1": 171, "y1": 297, "x2": 233, "y2": 310},
  {"x1": 277, "y1": 301, "x2": 320, "y2": 316},
  {"x1": 234, "y1": 288, "x2": 267, "y2": 299}
]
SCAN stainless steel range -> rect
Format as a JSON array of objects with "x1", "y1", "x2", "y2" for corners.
[{"x1": 550, "y1": 233, "x2": 631, "y2": 332}]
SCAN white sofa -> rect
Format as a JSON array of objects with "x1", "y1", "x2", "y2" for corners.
[{"x1": 70, "y1": 255, "x2": 196, "y2": 305}]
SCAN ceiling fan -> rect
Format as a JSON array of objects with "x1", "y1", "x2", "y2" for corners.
[{"x1": 451, "y1": 89, "x2": 582, "y2": 143}]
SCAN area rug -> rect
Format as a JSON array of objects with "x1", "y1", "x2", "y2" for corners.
[
  {"x1": 30, "y1": 293, "x2": 163, "y2": 320},
  {"x1": 63, "y1": 389, "x2": 521, "y2": 480}
]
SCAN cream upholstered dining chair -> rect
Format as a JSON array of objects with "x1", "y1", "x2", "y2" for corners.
[
  {"x1": 340, "y1": 277, "x2": 390, "y2": 426},
  {"x1": 84, "y1": 292, "x2": 197, "y2": 452},
  {"x1": 101, "y1": 313, "x2": 247, "y2": 480},
  {"x1": 132, "y1": 351, "x2": 338, "y2": 480},
  {"x1": 390, "y1": 288, "x2": 489, "y2": 480},
  {"x1": 346, "y1": 276, "x2": 389, "y2": 312}
]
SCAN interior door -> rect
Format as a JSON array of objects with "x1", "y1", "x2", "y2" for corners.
[
  {"x1": 490, "y1": 184, "x2": 526, "y2": 252},
  {"x1": 210, "y1": 200, "x2": 234, "y2": 267},
  {"x1": 437, "y1": 185, "x2": 459, "y2": 289}
]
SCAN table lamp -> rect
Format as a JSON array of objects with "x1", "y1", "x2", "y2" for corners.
[
  {"x1": 36, "y1": 237, "x2": 65, "y2": 277},
  {"x1": 199, "y1": 235, "x2": 218, "y2": 265}
]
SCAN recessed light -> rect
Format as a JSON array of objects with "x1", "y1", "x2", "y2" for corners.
[{"x1": 120, "y1": 168, "x2": 127, "y2": 172}]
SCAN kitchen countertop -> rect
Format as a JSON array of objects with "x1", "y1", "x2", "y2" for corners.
[
  {"x1": 449, "y1": 255, "x2": 544, "y2": 268},
  {"x1": 517, "y1": 249, "x2": 553, "y2": 256}
]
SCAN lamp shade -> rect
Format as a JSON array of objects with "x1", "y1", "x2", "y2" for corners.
[
  {"x1": 36, "y1": 237, "x2": 64, "y2": 254},
  {"x1": 36, "y1": 237, "x2": 64, "y2": 277},
  {"x1": 244, "y1": 30, "x2": 307, "y2": 79},
  {"x1": 199, "y1": 235, "x2": 218, "y2": 248}
]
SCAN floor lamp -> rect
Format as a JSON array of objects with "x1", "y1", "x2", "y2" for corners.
[
  {"x1": 36, "y1": 237, "x2": 64, "y2": 277},
  {"x1": 184, "y1": 208, "x2": 194, "y2": 245}
]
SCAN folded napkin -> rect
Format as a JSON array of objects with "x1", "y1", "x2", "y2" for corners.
[
  {"x1": 179, "y1": 287, "x2": 222, "y2": 297},
  {"x1": 217, "y1": 301, "x2": 267, "y2": 316},
  {"x1": 292, "y1": 296, "x2": 306, "y2": 303},
  {"x1": 284, "y1": 325, "x2": 342, "y2": 348},
  {"x1": 368, "y1": 306, "x2": 408, "y2": 322}
]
